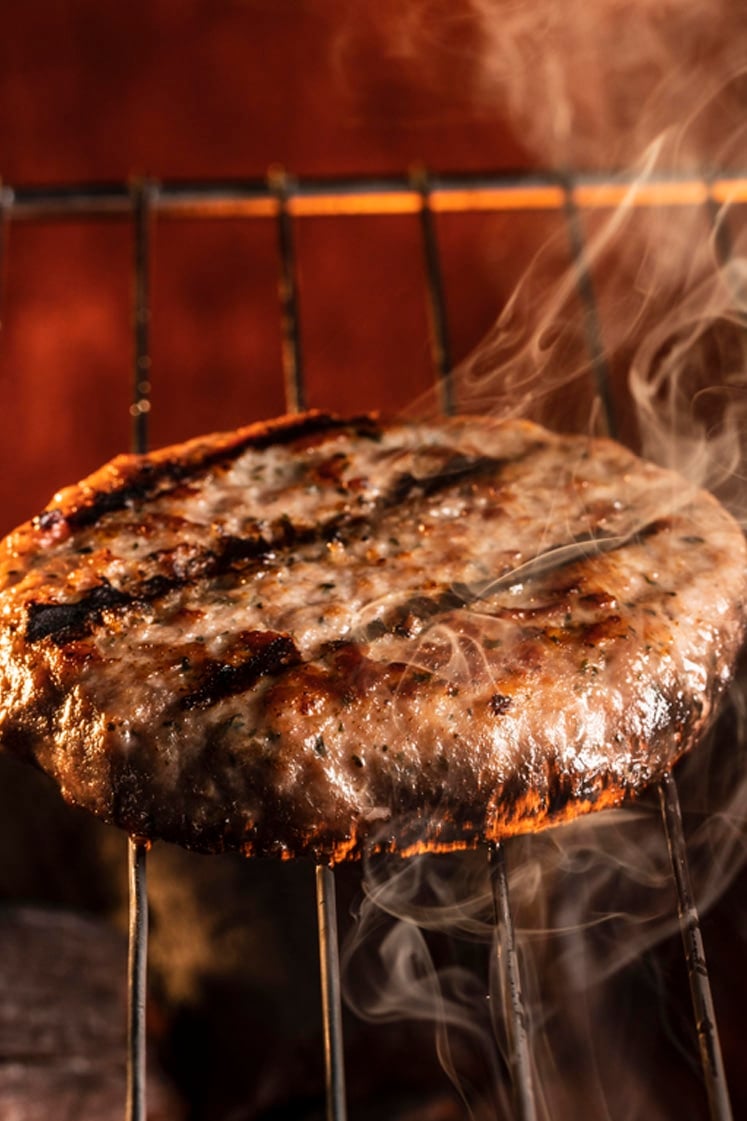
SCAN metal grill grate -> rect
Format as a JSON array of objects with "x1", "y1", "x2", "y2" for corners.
[{"x1": 0, "y1": 168, "x2": 743, "y2": 1121}]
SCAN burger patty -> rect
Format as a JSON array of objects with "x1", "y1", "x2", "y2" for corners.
[{"x1": 0, "y1": 411, "x2": 744, "y2": 860}]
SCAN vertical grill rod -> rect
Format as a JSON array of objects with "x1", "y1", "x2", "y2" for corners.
[
  {"x1": 412, "y1": 168, "x2": 455, "y2": 414},
  {"x1": 658, "y1": 772, "x2": 733, "y2": 1121},
  {"x1": 273, "y1": 152, "x2": 346, "y2": 1117},
  {"x1": 316, "y1": 864, "x2": 348, "y2": 1121},
  {"x1": 271, "y1": 169, "x2": 306, "y2": 414},
  {"x1": 126, "y1": 839, "x2": 149, "y2": 1121},
  {"x1": 561, "y1": 178, "x2": 618, "y2": 439},
  {"x1": 126, "y1": 180, "x2": 153, "y2": 1121},
  {"x1": 131, "y1": 179, "x2": 154, "y2": 454},
  {"x1": 489, "y1": 843, "x2": 539, "y2": 1121}
]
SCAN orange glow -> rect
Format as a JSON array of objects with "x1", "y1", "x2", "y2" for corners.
[
  {"x1": 711, "y1": 177, "x2": 747, "y2": 204},
  {"x1": 143, "y1": 176, "x2": 747, "y2": 222},
  {"x1": 432, "y1": 185, "x2": 566, "y2": 212},
  {"x1": 328, "y1": 828, "x2": 361, "y2": 867},
  {"x1": 163, "y1": 198, "x2": 280, "y2": 220},
  {"x1": 573, "y1": 179, "x2": 709, "y2": 209},
  {"x1": 288, "y1": 191, "x2": 422, "y2": 217},
  {"x1": 397, "y1": 836, "x2": 477, "y2": 860},
  {"x1": 251, "y1": 782, "x2": 635, "y2": 865}
]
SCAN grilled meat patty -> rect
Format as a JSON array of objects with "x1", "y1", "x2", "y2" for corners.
[{"x1": 0, "y1": 411, "x2": 744, "y2": 860}]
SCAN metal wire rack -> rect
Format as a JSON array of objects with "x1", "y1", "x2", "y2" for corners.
[{"x1": 0, "y1": 167, "x2": 744, "y2": 1121}]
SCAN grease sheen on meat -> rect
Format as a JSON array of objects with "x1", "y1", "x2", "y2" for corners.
[{"x1": 0, "y1": 412, "x2": 745, "y2": 860}]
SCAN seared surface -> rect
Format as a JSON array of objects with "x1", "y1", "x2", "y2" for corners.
[{"x1": 0, "y1": 411, "x2": 744, "y2": 859}]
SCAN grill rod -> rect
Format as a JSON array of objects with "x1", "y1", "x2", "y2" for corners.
[
  {"x1": 413, "y1": 167, "x2": 455, "y2": 415},
  {"x1": 272, "y1": 169, "x2": 306, "y2": 414},
  {"x1": 126, "y1": 180, "x2": 153, "y2": 1121},
  {"x1": 561, "y1": 178, "x2": 617, "y2": 439},
  {"x1": 316, "y1": 864, "x2": 349, "y2": 1121},
  {"x1": 126, "y1": 839, "x2": 149, "y2": 1121},
  {"x1": 489, "y1": 843, "x2": 539, "y2": 1121},
  {"x1": 658, "y1": 772, "x2": 733, "y2": 1121},
  {"x1": 131, "y1": 178, "x2": 154, "y2": 452}
]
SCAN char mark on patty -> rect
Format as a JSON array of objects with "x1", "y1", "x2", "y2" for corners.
[
  {"x1": 26, "y1": 583, "x2": 134, "y2": 643},
  {"x1": 179, "y1": 631, "x2": 301, "y2": 711},
  {"x1": 385, "y1": 453, "x2": 507, "y2": 506}
]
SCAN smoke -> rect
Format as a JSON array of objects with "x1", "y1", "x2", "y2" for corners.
[
  {"x1": 337, "y1": 0, "x2": 747, "y2": 169},
  {"x1": 448, "y1": 127, "x2": 747, "y2": 518},
  {"x1": 334, "y1": 1, "x2": 747, "y2": 1117}
]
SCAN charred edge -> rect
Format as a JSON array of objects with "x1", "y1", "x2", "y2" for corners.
[
  {"x1": 36, "y1": 509, "x2": 66, "y2": 532},
  {"x1": 179, "y1": 633, "x2": 301, "y2": 710},
  {"x1": 61, "y1": 414, "x2": 381, "y2": 531}
]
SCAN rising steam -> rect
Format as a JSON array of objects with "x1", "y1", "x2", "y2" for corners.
[{"x1": 335, "y1": 1, "x2": 747, "y2": 1118}]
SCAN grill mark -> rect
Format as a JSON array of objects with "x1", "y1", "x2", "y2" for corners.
[
  {"x1": 180, "y1": 631, "x2": 301, "y2": 711},
  {"x1": 55, "y1": 414, "x2": 381, "y2": 532},
  {"x1": 26, "y1": 583, "x2": 133, "y2": 643},
  {"x1": 364, "y1": 525, "x2": 662, "y2": 642},
  {"x1": 25, "y1": 448, "x2": 524, "y2": 647},
  {"x1": 385, "y1": 453, "x2": 507, "y2": 507}
]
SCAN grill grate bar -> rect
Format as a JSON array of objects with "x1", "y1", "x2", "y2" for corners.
[
  {"x1": 489, "y1": 842, "x2": 539, "y2": 1121},
  {"x1": 560, "y1": 177, "x2": 618, "y2": 438},
  {"x1": 271, "y1": 170, "x2": 306, "y2": 413},
  {"x1": 2, "y1": 170, "x2": 746, "y2": 221},
  {"x1": 658, "y1": 772, "x2": 733, "y2": 1121},
  {"x1": 412, "y1": 168, "x2": 455, "y2": 413},
  {"x1": 316, "y1": 864, "x2": 348, "y2": 1121},
  {"x1": 126, "y1": 839, "x2": 149, "y2": 1121},
  {"x1": 126, "y1": 181, "x2": 153, "y2": 1121},
  {"x1": 131, "y1": 179, "x2": 154, "y2": 454}
]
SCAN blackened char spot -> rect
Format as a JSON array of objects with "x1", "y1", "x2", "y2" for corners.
[
  {"x1": 547, "y1": 772, "x2": 574, "y2": 815},
  {"x1": 26, "y1": 582, "x2": 133, "y2": 643},
  {"x1": 489, "y1": 693, "x2": 512, "y2": 715},
  {"x1": 386, "y1": 454, "x2": 506, "y2": 507},
  {"x1": 34, "y1": 509, "x2": 66, "y2": 532},
  {"x1": 180, "y1": 631, "x2": 301, "y2": 711}
]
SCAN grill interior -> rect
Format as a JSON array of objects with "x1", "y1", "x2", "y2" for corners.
[{"x1": 0, "y1": 170, "x2": 745, "y2": 1121}]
